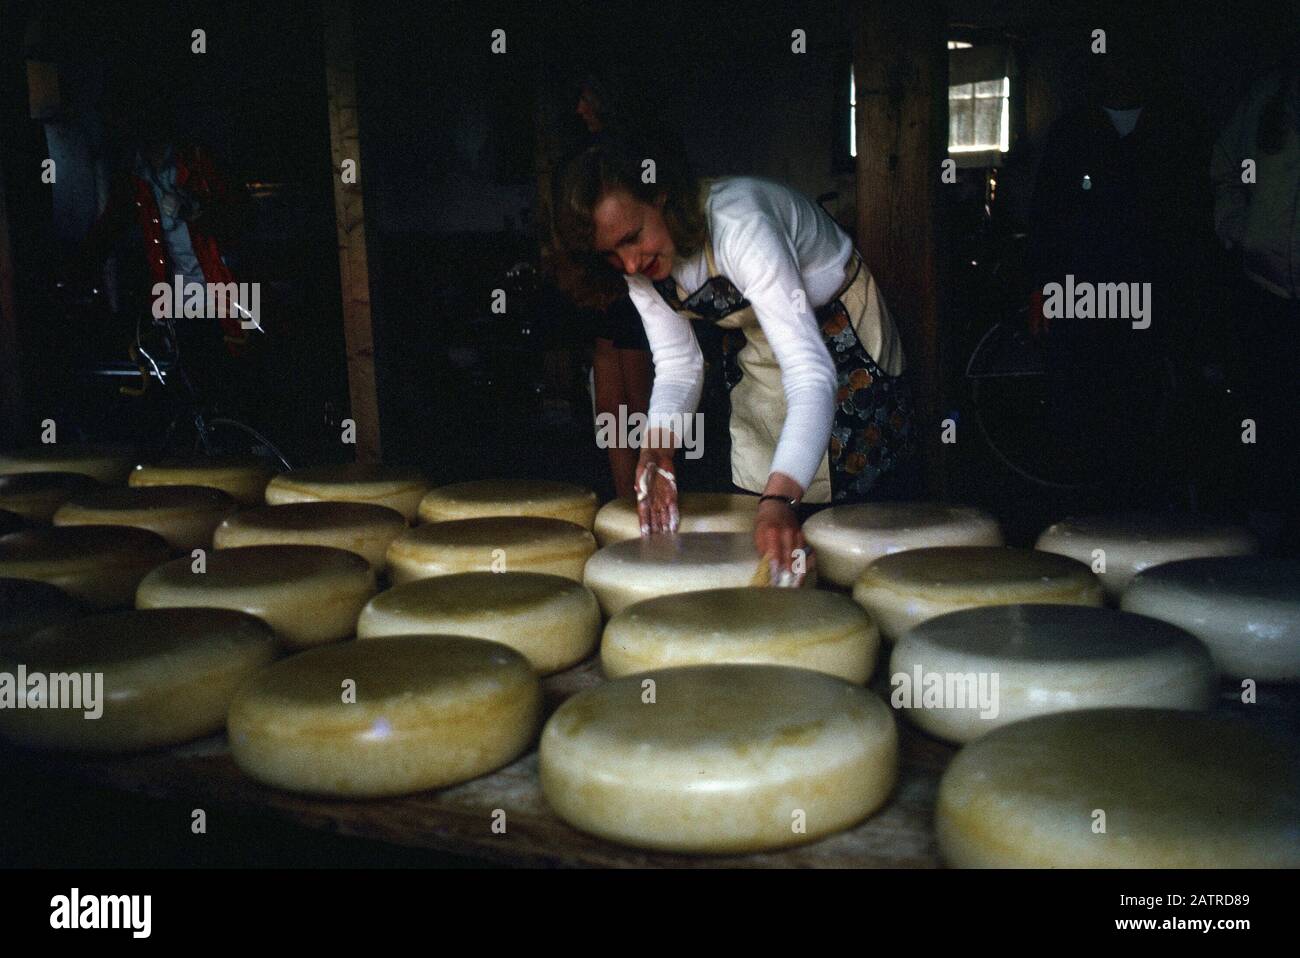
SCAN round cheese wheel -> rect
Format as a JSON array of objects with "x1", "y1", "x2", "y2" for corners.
[
  {"x1": 0, "y1": 608, "x2": 278, "y2": 752},
  {"x1": 357, "y1": 572, "x2": 599, "y2": 674},
  {"x1": 0, "y1": 471, "x2": 102, "y2": 523},
  {"x1": 936, "y1": 708, "x2": 1300, "y2": 867},
  {"x1": 265, "y1": 463, "x2": 429, "y2": 521},
  {"x1": 0, "y1": 444, "x2": 134, "y2": 483},
  {"x1": 540, "y1": 664, "x2": 898, "y2": 853},
  {"x1": 0, "y1": 578, "x2": 79, "y2": 642},
  {"x1": 803, "y1": 502, "x2": 1003, "y2": 588},
  {"x1": 228, "y1": 635, "x2": 541, "y2": 797},
  {"x1": 0, "y1": 526, "x2": 170, "y2": 609},
  {"x1": 418, "y1": 480, "x2": 598, "y2": 529},
  {"x1": 1035, "y1": 511, "x2": 1259, "y2": 599},
  {"x1": 889, "y1": 604, "x2": 1215, "y2": 743},
  {"x1": 593, "y1": 493, "x2": 759, "y2": 546},
  {"x1": 0, "y1": 509, "x2": 22, "y2": 536},
  {"x1": 583, "y1": 532, "x2": 813, "y2": 617},
  {"x1": 852, "y1": 546, "x2": 1103, "y2": 642},
  {"x1": 1121, "y1": 556, "x2": 1300, "y2": 682},
  {"x1": 214, "y1": 501, "x2": 406, "y2": 572},
  {"x1": 136, "y1": 545, "x2": 376, "y2": 648},
  {"x1": 54, "y1": 485, "x2": 235, "y2": 552},
  {"x1": 602, "y1": 587, "x2": 879, "y2": 684},
  {"x1": 386, "y1": 517, "x2": 596, "y2": 585},
  {"x1": 130, "y1": 457, "x2": 274, "y2": 506}
]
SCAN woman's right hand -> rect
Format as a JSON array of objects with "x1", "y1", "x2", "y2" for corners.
[{"x1": 635, "y1": 444, "x2": 679, "y2": 536}]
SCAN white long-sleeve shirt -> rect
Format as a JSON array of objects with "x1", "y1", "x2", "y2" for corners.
[{"x1": 624, "y1": 175, "x2": 859, "y2": 492}]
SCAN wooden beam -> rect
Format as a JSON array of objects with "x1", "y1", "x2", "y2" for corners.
[
  {"x1": 0, "y1": 153, "x2": 24, "y2": 447},
  {"x1": 854, "y1": 0, "x2": 949, "y2": 498},
  {"x1": 322, "y1": 0, "x2": 381, "y2": 463}
]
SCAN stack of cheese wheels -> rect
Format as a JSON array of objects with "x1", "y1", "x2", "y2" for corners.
[
  {"x1": 53, "y1": 486, "x2": 235, "y2": 552},
  {"x1": 540, "y1": 664, "x2": 898, "y2": 853},
  {"x1": 583, "y1": 532, "x2": 807, "y2": 617},
  {"x1": 0, "y1": 444, "x2": 135, "y2": 483},
  {"x1": 418, "y1": 480, "x2": 598, "y2": 530},
  {"x1": 602, "y1": 587, "x2": 879, "y2": 684},
  {"x1": 386, "y1": 517, "x2": 596, "y2": 585},
  {"x1": 803, "y1": 502, "x2": 1003, "y2": 588},
  {"x1": 0, "y1": 472, "x2": 101, "y2": 523},
  {"x1": 0, "y1": 509, "x2": 22, "y2": 536},
  {"x1": 852, "y1": 546, "x2": 1103, "y2": 642},
  {"x1": 1035, "y1": 511, "x2": 1259, "y2": 599},
  {"x1": 265, "y1": 463, "x2": 429, "y2": 522},
  {"x1": 593, "y1": 493, "x2": 759, "y2": 546},
  {"x1": 1122, "y1": 556, "x2": 1300, "y2": 682},
  {"x1": 228, "y1": 635, "x2": 541, "y2": 797},
  {"x1": 357, "y1": 572, "x2": 599, "y2": 675},
  {"x1": 936, "y1": 708, "x2": 1300, "y2": 867},
  {"x1": 889, "y1": 605, "x2": 1216, "y2": 743},
  {"x1": 0, "y1": 526, "x2": 170, "y2": 608},
  {"x1": 0, "y1": 608, "x2": 278, "y2": 752},
  {"x1": 214, "y1": 502, "x2": 406, "y2": 573},
  {"x1": 130, "y1": 457, "x2": 274, "y2": 507},
  {"x1": 136, "y1": 545, "x2": 376, "y2": 648},
  {"x1": 0, "y1": 578, "x2": 78, "y2": 641}
]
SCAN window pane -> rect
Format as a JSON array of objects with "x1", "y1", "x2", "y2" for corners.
[
  {"x1": 974, "y1": 98, "x2": 1000, "y2": 146},
  {"x1": 974, "y1": 79, "x2": 1002, "y2": 98},
  {"x1": 948, "y1": 82, "x2": 974, "y2": 100},
  {"x1": 951, "y1": 100, "x2": 974, "y2": 146}
]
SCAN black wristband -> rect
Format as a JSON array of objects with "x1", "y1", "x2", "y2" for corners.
[{"x1": 758, "y1": 494, "x2": 798, "y2": 509}]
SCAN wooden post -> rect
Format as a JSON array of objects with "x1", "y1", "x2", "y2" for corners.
[
  {"x1": 0, "y1": 154, "x2": 24, "y2": 447},
  {"x1": 854, "y1": 0, "x2": 949, "y2": 498},
  {"x1": 322, "y1": 0, "x2": 382, "y2": 463}
]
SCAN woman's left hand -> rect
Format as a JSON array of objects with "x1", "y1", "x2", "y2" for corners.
[{"x1": 755, "y1": 498, "x2": 809, "y2": 588}]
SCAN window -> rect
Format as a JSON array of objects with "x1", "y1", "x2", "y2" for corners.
[{"x1": 948, "y1": 76, "x2": 1010, "y2": 154}]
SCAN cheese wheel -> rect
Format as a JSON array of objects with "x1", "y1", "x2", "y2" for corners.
[
  {"x1": 265, "y1": 463, "x2": 429, "y2": 521},
  {"x1": 0, "y1": 471, "x2": 102, "y2": 523},
  {"x1": 130, "y1": 457, "x2": 273, "y2": 506},
  {"x1": 936, "y1": 708, "x2": 1300, "y2": 867},
  {"x1": 386, "y1": 517, "x2": 596, "y2": 585},
  {"x1": 583, "y1": 532, "x2": 812, "y2": 617},
  {"x1": 54, "y1": 485, "x2": 235, "y2": 552},
  {"x1": 1035, "y1": 511, "x2": 1259, "y2": 599},
  {"x1": 1121, "y1": 556, "x2": 1300, "y2": 682},
  {"x1": 0, "y1": 509, "x2": 22, "y2": 536},
  {"x1": 418, "y1": 480, "x2": 598, "y2": 529},
  {"x1": 0, "y1": 444, "x2": 134, "y2": 483},
  {"x1": 136, "y1": 545, "x2": 376, "y2": 648},
  {"x1": 0, "y1": 577, "x2": 79, "y2": 641},
  {"x1": 357, "y1": 572, "x2": 599, "y2": 674},
  {"x1": 593, "y1": 493, "x2": 759, "y2": 546},
  {"x1": 602, "y1": 587, "x2": 879, "y2": 683},
  {"x1": 214, "y1": 502, "x2": 406, "y2": 572},
  {"x1": 803, "y1": 502, "x2": 1003, "y2": 588},
  {"x1": 227, "y1": 635, "x2": 541, "y2": 796},
  {"x1": 852, "y1": 546, "x2": 1103, "y2": 642},
  {"x1": 540, "y1": 664, "x2": 898, "y2": 853},
  {"x1": 0, "y1": 526, "x2": 170, "y2": 609},
  {"x1": 889, "y1": 604, "x2": 1215, "y2": 743},
  {"x1": 0, "y1": 608, "x2": 278, "y2": 752}
]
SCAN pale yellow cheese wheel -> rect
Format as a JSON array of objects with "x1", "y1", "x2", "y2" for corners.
[
  {"x1": 889, "y1": 604, "x2": 1215, "y2": 743},
  {"x1": 1035, "y1": 511, "x2": 1260, "y2": 599},
  {"x1": 583, "y1": 532, "x2": 813, "y2": 617},
  {"x1": 936, "y1": 708, "x2": 1300, "y2": 867},
  {"x1": 54, "y1": 485, "x2": 235, "y2": 552},
  {"x1": 214, "y1": 501, "x2": 407, "y2": 572},
  {"x1": 0, "y1": 526, "x2": 171, "y2": 609},
  {"x1": 418, "y1": 479, "x2": 598, "y2": 529},
  {"x1": 852, "y1": 546, "x2": 1103, "y2": 642},
  {"x1": 602, "y1": 587, "x2": 879, "y2": 684},
  {"x1": 803, "y1": 502, "x2": 1003, "y2": 588},
  {"x1": 357, "y1": 572, "x2": 599, "y2": 674},
  {"x1": 264, "y1": 463, "x2": 429, "y2": 521},
  {"x1": 136, "y1": 545, "x2": 376, "y2": 648},
  {"x1": 0, "y1": 444, "x2": 134, "y2": 483},
  {"x1": 130, "y1": 457, "x2": 274, "y2": 506},
  {"x1": 593, "y1": 493, "x2": 759, "y2": 546},
  {"x1": 386, "y1": 517, "x2": 596, "y2": 585},
  {"x1": 0, "y1": 608, "x2": 278, "y2": 752},
  {"x1": 0, "y1": 472, "x2": 102, "y2": 522},
  {"x1": 540, "y1": 664, "x2": 898, "y2": 853},
  {"x1": 227, "y1": 635, "x2": 541, "y2": 797},
  {"x1": 1121, "y1": 557, "x2": 1300, "y2": 682},
  {"x1": 0, "y1": 577, "x2": 79, "y2": 641}
]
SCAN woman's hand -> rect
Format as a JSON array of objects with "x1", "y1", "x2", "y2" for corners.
[
  {"x1": 755, "y1": 472, "x2": 810, "y2": 587},
  {"x1": 635, "y1": 438, "x2": 679, "y2": 536}
]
